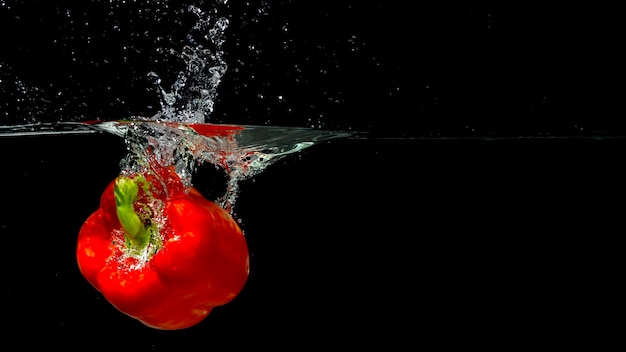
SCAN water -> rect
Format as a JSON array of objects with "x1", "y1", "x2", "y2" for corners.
[
  {"x1": 0, "y1": 1, "x2": 356, "y2": 209},
  {"x1": 1, "y1": 1, "x2": 625, "y2": 350},
  {"x1": 0, "y1": 120, "x2": 355, "y2": 211}
]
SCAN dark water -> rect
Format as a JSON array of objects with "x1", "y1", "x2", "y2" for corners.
[
  {"x1": 3, "y1": 134, "x2": 626, "y2": 350},
  {"x1": 1, "y1": 1, "x2": 625, "y2": 350}
]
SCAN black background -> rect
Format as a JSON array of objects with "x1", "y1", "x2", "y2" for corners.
[
  {"x1": 1, "y1": 1, "x2": 625, "y2": 351},
  {"x1": 1, "y1": 1, "x2": 623, "y2": 137}
]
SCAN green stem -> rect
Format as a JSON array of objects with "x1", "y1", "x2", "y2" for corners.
[{"x1": 114, "y1": 176, "x2": 150, "y2": 251}]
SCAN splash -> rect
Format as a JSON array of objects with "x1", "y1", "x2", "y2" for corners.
[
  {"x1": 112, "y1": 119, "x2": 353, "y2": 212},
  {"x1": 119, "y1": 120, "x2": 237, "y2": 209},
  {"x1": 0, "y1": 1, "x2": 356, "y2": 212},
  {"x1": 117, "y1": 2, "x2": 300, "y2": 211},
  {"x1": 149, "y1": 4, "x2": 229, "y2": 124},
  {"x1": 121, "y1": 2, "x2": 246, "y2": 210}
]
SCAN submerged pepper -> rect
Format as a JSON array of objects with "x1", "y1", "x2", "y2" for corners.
[{"x1": 76, "y1": 167, "x2": 249, "y2": 330}]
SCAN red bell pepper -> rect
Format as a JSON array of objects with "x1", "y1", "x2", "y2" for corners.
[{"x1": 76, "y1": 166, "x2": 249, "y2": 330}]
